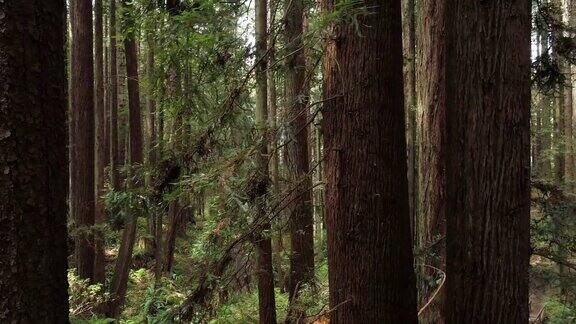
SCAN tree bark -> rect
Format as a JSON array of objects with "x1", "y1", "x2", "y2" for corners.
[
  {"x1": 163, "y1": 200, "x2": 180, "y2": 274},
  {"x1": 146, "y1": 33, "x2": 163, "y2": 281},
  {"x1": 564, "y1": 0, "x2": 575, "y2": 186},
  {"x1": 538, "y1": 28, "x2": 553, "y2": 180},
  {"x1": 72, "y1": 0, "x2": 96, "y2": 282},
  {"x1": 110, "y1": 0, "x2": 120, "y2": 190},
  {"x1": 0, "y1": 1, "x2": 69, "y2": 320},
  {"x1": 444, "y1": 0, "x2": 531, "y2": 322},
  {"x1": 144, "y1": 33, "x2": 157, "y2": 258},
  {"x1": 322, "y1": 1, "x2": 418, "y2": 323},
  {"x1": 284, "y1": 0, "x2": 314, "y2": 314},
  {"x1": 552, "y1": 0, "x2": 565, "y2": 185},
  {"x1": 108, "y1": 0, "x2": 144, "y2": 316},
  {"x1": 416, "y1": 0, "x2": 447, "y2": 320},
  {"x1": 402, "y1": 0, "x2": 418, "y2": 242},
  {"x1": 94, "y1": 0, "x2": 107, "y2": 286},
  {"x1": 255, "y1": 0, "x2": 277, "y2": 322},
  {"x1": 268, "y1": 0, "x2": 286, "y2": 293}
]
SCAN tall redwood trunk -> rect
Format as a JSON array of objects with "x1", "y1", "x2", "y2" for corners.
[
  {"x1": 94, "y1": 0, "x2": 107, "y2": 286},
  {"x1": 284, "y1": 0, "x2": 314, "y2": 312},
  {"x1": 255, "y1": 0, "x2": 277, "y2": 322},
  {"x1": 108, "y1": 0, "x2": 144, "y2": 316},
  {"x1": 322, "y1": 1, "x2": 418, "y2": 322},
  {"x1": 110, "y1": 0, "x2": 120, "y2": 190},
  {"x1": 444, "y1": 0, "x2": 531, "y2": 322},
  {"x1": 416, "y1": 0, "x2": 447, "y2": 321},
  {"x1": 0, "y1": 1, "x2": 69, "y2": 321},
  {"x1": 72, "y1": 0, "x2": 96, "y2": 281}
]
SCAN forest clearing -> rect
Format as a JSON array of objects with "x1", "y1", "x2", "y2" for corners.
[{"x1": 1, "y1": 0, "x2": 575, "y2": 323}]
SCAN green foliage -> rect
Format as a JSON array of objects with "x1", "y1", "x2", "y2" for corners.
[
  {"x1": 532, "y1": 0, "x2": 576, "y2": 92},
  {"x1": 209, "y1": 289, "x2": 289, "y2": 324},
  {"x1": 103, "y1": 188, "x2": 150, "y2": 228},
  {"x1": 544, "y1": 297, "x2": 576, "y2": 323},
  {"x1": 68, "y1": 270, "x2": 110, "y2": 320}
]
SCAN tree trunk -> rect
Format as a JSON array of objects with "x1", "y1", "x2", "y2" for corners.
[
  {"x1": 94, "y1": 0, "x2": 107, "y2": 286},
  {"x1": 402, "y1": 0, "x2": 418, "y2": 242},
  {"x1": 146, "y1": 34, "x2": 163, "y2": 281},
  {"x1": 322, "y1": 1, "x2": 418, "y2": 322},
  {"x1": 415, "y1": 0, "x2": 447, "y2": 321},
  {"x1": 444, "y1": 0, "x2": 531, "y2": 322},
  {"x1": 72, "y1": 0, "x2": 96, "y2": 282},
  {"x1": 268, "y1": 0, "x2": 286, "y2": 293},
  {"x1": 255, "y1": 0, "x2": 277, "y2": 322},
  {"x1": 110, "y1": 0, "x2": 120, "y2": 190},
  {"x1": 284, "y1": 0, "x2": 314, "y2": 314},
  {"x1": 144, "y1": 36, "x2": 157, "y2": 257},
  {"x1": 539, "y1": 28, "x2": 553, "y2": 180},
  {"x1": 564, "y1": 0, "x2": 575, "y2": 187},
  {"x1": 0, "y1": 1, "x2": 69, "y2": 321},
  {"x1": 163, "y1": 200, "x2": 180, "y2": 274},
  {"x1": 108, "y1": 0, "x2": 144, "y2": 316}
]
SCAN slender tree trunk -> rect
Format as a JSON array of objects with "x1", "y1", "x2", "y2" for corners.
[
  {"x1": 553, "y1": 0, "x2": 566, "y2": 184},
  {"x1": 0, "y1": 1, "x2": 69, "y2": 321},
  {"x1": 118, "y1": 44, "x2": 128, "y2": 181},
  {"x1": 284, "y1": 0, "x2": 314, "y2": 315},
  {"x1": 94, "y1": 0, "x2": 107, "y2": 286},
  {"x1": 539, "y1": 27, "x2": 553, "y2": 179},
  {"x1": 313, "y1": 124, "x2": 325, "y2": 242},
  {"x1": 104, "y1": 12, "x2": 110, "y2": 174},
  {"x1": 322, "y1": 1, "x2": 418, "y2": 322},
  {"x1": 255, "y1": 0, "x2": 277, "y2": 322},
  {"x1": 556, "y1": 93, "x2": 566, "y2": 183},
  {"x1": 146, "y1": 33, "x2": 163, "y2": 281},
  {"x1": 268, "y1": 0, "x2": 286, "y2": 293},
  {"x1": 533, "y1": 33, "x2": 544, "y2": 179},
  {"x1": 72, "y1": 0, "x2": 96, "y2": 282},
  {"x1": 565, "y1": 0, "x2": 575, "y2": 187},
  {"x1": 416, "y1": 0, "x2": 447, "y2": 320},
  {"x1": 163, "y1": 200, "x2": 180, "y2": 274},
  {"x1": 402, "y1": 0, "x2": 418, "y2": 242},
  {"x1": 110, "y1": 0, "x2": 120, "y2": 190},
  {"x1": 108, "y1": 0, "x2": 144, "y2": 316},
  {"x1": 444, "y1": 0, "x2": 531, "y2": 322}
]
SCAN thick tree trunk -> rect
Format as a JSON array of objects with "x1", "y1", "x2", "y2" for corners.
[
  {"x1": 94, "y1": 0, "x2": 107, "y2": 286},
  {"x1": 322, "y1": 1, "x2": 418, "y2": 323},
  {"x1": 72, "y1": 0, "x2": 96, "y2": 282},
  {"x1": 110, "y1": 0, "x2": 120, "y2": 190},
  {"x1": 416, "y1": 0, "x2": 447, "y2": 321},
  {"x1": 108, "y1": 0, "x2": 144, "y2": 316},
  {"x1": 284, "y1": 0, "x2": 314, "y2": 314},
  {"x1": 255, "y1": 0, "x2": 277, "y2": 322},
  {"x1": 444, "y1": 0, "x2": 531, "y2": 322},
  {"x1": 0, "y1": 1, "x2": 69, "y2": 321}
]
